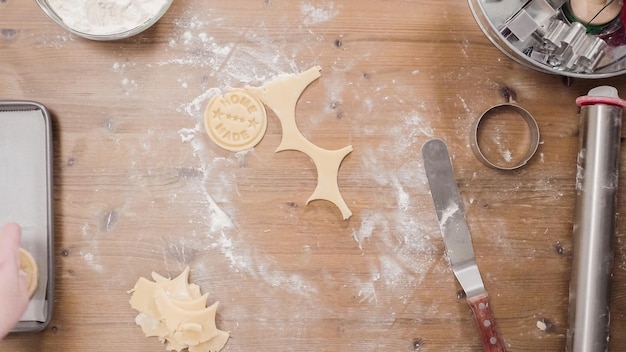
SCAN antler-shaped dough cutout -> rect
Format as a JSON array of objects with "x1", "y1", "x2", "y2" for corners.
[{"x1": 245, "y1": 66, "x2": 353, "y2": 219}]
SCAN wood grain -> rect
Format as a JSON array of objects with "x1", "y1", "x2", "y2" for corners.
[{"x1": 2, "y1": 0, "x2": 626, "y2": 351}]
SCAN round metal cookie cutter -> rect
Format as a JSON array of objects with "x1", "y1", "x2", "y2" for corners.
[{"x1": 470, "y1": 103, "x2": 540, "y2": 170}]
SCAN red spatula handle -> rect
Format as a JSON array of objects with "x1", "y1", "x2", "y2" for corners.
[{"x1": 467, "y1": 292, "x2": 506, "y2": 352}]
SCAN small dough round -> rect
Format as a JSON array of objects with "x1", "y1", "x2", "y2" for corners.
[
  {"x1": 19, "y1": 248, "x2": 38, "y2": 297},
  {"x1": 204, "y1": 89, "x2": 267, "y2": 152}
]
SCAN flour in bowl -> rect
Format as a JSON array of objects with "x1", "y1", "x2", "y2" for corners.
[{"x1": 46, "y1": 0, "x2": 170, "y2": 36}]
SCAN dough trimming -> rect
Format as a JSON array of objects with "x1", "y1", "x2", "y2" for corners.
[{"x1": 129, "y1": 267, "x2": 229, "y2": 352}]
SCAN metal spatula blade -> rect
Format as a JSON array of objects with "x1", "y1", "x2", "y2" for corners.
[{"x1": 422, "y1": 139, "x2": 506, "y2": 352}]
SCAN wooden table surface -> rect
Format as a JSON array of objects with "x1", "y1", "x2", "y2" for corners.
[{"x1": 3, "y1": 0, "x2": 626, "y2": 351}]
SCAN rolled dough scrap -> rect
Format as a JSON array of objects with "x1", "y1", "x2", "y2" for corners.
[
  {"x1": 244, "y1": 66, "x2": 353, "y2": 219},
  {"x1": 204, "y1": 88, "x2": 267, "y2": 152},
  {"x1": 189, "y1": 330, "x2": 230, "y2": 352},
  {"x1": 19, "y1": 248, "x2": 38, "y2": 297},
  {"x1": 129, "y1": 267, "x2": 229, "y2": 352}
]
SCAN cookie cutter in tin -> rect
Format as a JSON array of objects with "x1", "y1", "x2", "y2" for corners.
[{"x1": 469, "y1": 0, "x2": 626, "y2": 78}]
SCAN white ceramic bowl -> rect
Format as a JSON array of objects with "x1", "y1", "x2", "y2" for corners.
[{"x1": 35, "y1": 0, "x2": 173, "y2": 41}]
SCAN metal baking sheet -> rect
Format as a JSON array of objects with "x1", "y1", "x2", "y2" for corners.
[{"x1": 0, "y1": 101, "x2": 54, "y2": 332}]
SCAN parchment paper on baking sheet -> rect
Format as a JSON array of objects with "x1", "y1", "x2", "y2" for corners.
[{"x1": 0, "y1": 109, "x2": 50, "y2": 322}]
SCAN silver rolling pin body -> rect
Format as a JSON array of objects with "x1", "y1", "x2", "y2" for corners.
[{"x1": 567, "y1": 86, "x2": 626, "y2": 352}]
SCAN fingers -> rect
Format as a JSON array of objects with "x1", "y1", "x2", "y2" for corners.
[
  {"x1": 0, "y1": 222, "x2": 22, "y2": 252},
  {"x1": 0, "y1": 223, "x2": 27, "y2": 339},
  {"x1": 0, "y1": 223, "x2": 21, "y2": 266},
  {"x1": 2, "y1": 223, "x2": 29, "y2": 296},
  {"x1": 18, "y1": 269, "x2": 28, "y2": 292}
]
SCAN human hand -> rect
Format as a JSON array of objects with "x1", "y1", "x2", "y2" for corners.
[{"x1": 0, "y1": 223, "x2": 29, "y2": 339}]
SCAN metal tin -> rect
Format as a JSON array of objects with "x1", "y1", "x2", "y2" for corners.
[
  {"x1": 0, "y1": 101, "x2": 55, "y2": 332},
  {"x1": 468, "y1": 0, "x2": 626, "y2": 78}
]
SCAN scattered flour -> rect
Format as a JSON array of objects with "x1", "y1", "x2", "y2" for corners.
[
  {"x1": 439, "y1": 201, "x2": 460, "y2": 227},
  {"x1": 178, "y1": 126, "x2": 198, "y2": 144},
  {"x1": 80, "y1": 250, "x2": 104, "y2": 272},
  {"x1": 180, "y1": 88, "x2": 220, "y2": 117},
  {"x1": 121, "y1": 78, "x2": 138, "y2": 94},
  {"x1": 81, "y1": 223, "x2": 91, "y2": 238},
  {"x1": 502, "y1": 149, "x2": 513, "y2": 162},
  {"x1": 405, "y1": 112, "x2": 434, "y2": 138},
  {"x1": 175, "y1": 91, "x2": 317, "y2": 296},
  {"x1": 355, "y1": 279, "x2": 378, "y2": 304},
  {"x1": 352, "y1": 212, "x2": 386, "y2": 250},
  {"x1": 22, "y1": 1, "x2": 559, "y2": 346},
  {"x1": 392, "y1": 179, "x2": 410, "y2": 211},
  {"x1": 214, "y1": 231, "x2": 254, "y2": 274},
  {"x1": 258, "y1": 266, "x2": 318, "y2": 295},
  {"x1": 299, "y1": 2, "x2": 340, "y2": 25},
  {"x1": 536, "y1": 319, "x2": 547, "y2": 331},
  {"x1": 79, "y1": 224, "x2": 104, "y2": 273},
  {"x1": 457, "y1": 95, "x2": 471, "y2": 113},
  {"x1": 345, "y1": 73, "x2": 440, "y2": 301},
  {"x1": 39, "y1": 33, "x2": 75, "y2": 49},
  {"x1": 39, "y1": 0, "x2": 441, "y2": 317}
]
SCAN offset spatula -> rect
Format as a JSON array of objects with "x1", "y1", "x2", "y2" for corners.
[{"x1": 422, "y1": 139, "x2": 506, "y2": 352}]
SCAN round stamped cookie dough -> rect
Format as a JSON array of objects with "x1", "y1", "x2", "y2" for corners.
[
  {"x1": 19, "y1": 248, "x2": 38, "y2": 297},
  {"x1": 204, "y1": 89, "x2": 267, "y2": 152}
]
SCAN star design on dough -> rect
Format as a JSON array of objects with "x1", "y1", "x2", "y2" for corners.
[
  {"x1": 245, "y1": 66, "x2": 353, "y2": 220},
  {"x1": 212, "y1": 108, "x2": 223, "y2": 119},
  {"x1": 247, "y1": 118, "x2": 259, "y2": 129}
]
